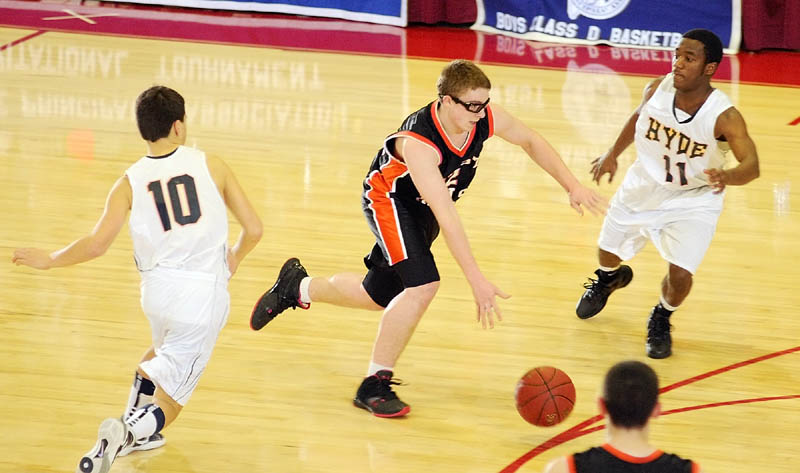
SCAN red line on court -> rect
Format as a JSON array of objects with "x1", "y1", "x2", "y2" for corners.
[
  {"x1": 499, "y1": 345, "x2": 800, "y2": 473},
  {"x1": 789, "y1": 117, "x2": 800, "y2": 126},
  {"x1": 0, "y1": 30, "x2": 45, "y2": 51}
]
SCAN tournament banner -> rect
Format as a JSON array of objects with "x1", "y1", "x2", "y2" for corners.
[
  {"x1": 474, "y1": 0, "x2": 741, "y2": 53},
  {"x1": 110, "y1": 0, "x2": 407, "y2": 26}
]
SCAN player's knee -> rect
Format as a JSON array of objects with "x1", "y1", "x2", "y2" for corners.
[
  {"x1": 405, "y1": 280, "x2": 440, "y2": 303},
  {"x1": 669, "y1": 266, "x2": 693, "y2": 288}
]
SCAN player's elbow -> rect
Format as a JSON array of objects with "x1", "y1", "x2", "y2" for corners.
[
  {"x1": 247, "y1": 218, "x2": 263, "y2": 243},
  {"x1": 751, "y1": 161, "x2": 760, "y2": 180},
  {"x1": 86, "y1": 239, "x2": 110, "y2": 258}
]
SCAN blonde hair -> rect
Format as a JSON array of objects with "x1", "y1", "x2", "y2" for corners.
[{"x1": 436, "y1": 60, "x2": 491, "y2": 98}]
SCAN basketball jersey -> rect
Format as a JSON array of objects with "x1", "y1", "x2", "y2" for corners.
[
  {"x1": 571, "y1": 444, "x2": 698, "y2": 473},
  {"x1": 126, "y1": 146, "x2": 228, "y2": 277},
  {"x1": 634, "y1": 73, "x2": 733, "y2": 191},
  {"x1": 363, "y1": 100, "x2": 494, "y2": 210}
]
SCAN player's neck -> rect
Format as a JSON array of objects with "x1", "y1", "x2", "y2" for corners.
[
  {"x1": 146, "y1": 138, "x2": 181, "y2": 157},
  {"x1": 675, "y1": 82, "x2": 713, "y2": 110},
  {"x1": 437, "y1": 108, "x2": 470, "y2": 142},
  {"x1": 605, "y1": 424, "x2": 656, "y2": 457}
]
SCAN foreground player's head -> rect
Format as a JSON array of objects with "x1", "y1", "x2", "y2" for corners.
[
  {"x1": 136, "y1": 86, "x2": 186, "y2": 144},
  {"x1": 600, "y1": 360, "x2": 660, "y2": 429}
]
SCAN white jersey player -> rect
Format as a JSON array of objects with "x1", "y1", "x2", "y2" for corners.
[
  {"x1": 12, "y1": 86, "x2": 262, "y2": 473},
  {"x1": 574, "y1": 29, "x2": 760, "y2": 359}
]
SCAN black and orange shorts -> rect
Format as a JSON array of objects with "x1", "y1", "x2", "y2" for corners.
[{"x1": 361, "y1": 197, "x2": 440, "y2": 307}]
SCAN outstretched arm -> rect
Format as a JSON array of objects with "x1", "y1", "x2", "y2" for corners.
[
  {"x1": 12, "y1": 175, "x2": 132, "y2": 269},
  {"x1": 399, "y1": 137, "x2": 509, "y2": 328},
  {"x1": 590, "y1": 76, "x2": 663, "y2": 184},
  {"x1": 207, "y1": 154, "x2": 262, "y2": 276},
  {"x1": 705, "y1": 106, "x2": 760, "y2": 193},
  {"x1": 490, "y1": 103, "x2": 606, "y2": 216}
]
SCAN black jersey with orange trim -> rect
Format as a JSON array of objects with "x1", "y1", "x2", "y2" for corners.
[
  {"x1": 363, "y1": 100, "x2": 494, "y2": 209},
  {"x1": 570, "y1": 444, "x2": 698, "y2": 473}
]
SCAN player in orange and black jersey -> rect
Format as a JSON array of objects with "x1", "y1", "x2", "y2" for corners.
[
  {"x1": 361, "y1": 95, "x2": 494, "y2": 300},
  {"x1": 544, "y1": 361, "x2": 701, "y2": 473},
  {"x1": 251, "y1": 60, "x2": 606, "y2": 418}
]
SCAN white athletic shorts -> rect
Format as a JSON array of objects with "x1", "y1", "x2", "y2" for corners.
[
  {"x1": 599, "y1": 162, "x2": 724, "y2": 275},
  {"x1": 139, "y1": 267, "x2": 230, "y2": 406}
]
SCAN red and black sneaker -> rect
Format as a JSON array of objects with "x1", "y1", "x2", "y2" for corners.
[
  {"x1": 250, "y1": 257, "x2": 310, "y2": 331},
  {"x1": 353, "y1": 370, "x2": 410, "y2": 418}
]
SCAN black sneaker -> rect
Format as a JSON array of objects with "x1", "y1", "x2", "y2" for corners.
[
  {"x1": 646, "y1": 306, "x2": 673, "y2": 359},
  {"x1": 250, "y1": 258, "x2": 310, "y2": 331},
  {"x1": 353, "y1": 370, "x2": 410, "y2": 418},
  {"x1": 576, "y1": 265, "x2": 633, "y2": 319}
]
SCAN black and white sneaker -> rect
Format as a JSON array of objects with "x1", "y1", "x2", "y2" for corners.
[
  {"x1": 576, "y1": 265, "x2": 633, "y2": 319},
  {"x1": 250, "y1": 258, "x2": 310, "y2": 330},
  {"x1": 76, "y1": 418, "x2": 129, "y2": 473}
]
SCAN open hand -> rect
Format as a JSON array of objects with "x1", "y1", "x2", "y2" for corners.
[
  {"x1": 590, "y1": 152, "x2": 619, "y2": 184},
  {"x1": 569, "y1": 185, "x2": 608, "y2": 217},
  {"x1": 471, "y1": 278, "x2": 511, "y2": 329}
]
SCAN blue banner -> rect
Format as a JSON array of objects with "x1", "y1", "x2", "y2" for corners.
[
  {"x1": 474, "y1": 0, "x2": 740, "y2": 52},
  {"x1": 112, "y1": 0, "x2": 407, "y2": 26}
]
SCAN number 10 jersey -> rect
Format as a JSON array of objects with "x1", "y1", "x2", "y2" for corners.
[{"x1": 126, "y1": 145, "x2": 228, "y2": 276}]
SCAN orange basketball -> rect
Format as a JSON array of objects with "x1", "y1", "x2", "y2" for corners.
[{"x1": 515, "y1": 366, "x2": 576, "y2": 426}]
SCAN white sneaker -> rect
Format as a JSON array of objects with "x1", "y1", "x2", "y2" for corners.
[
  {"x1": 117, "y1": 433, "x2": 166, "y2": 457},
  {"x1": 76, "y1": 418, "x2": 129, "y2": 473}
]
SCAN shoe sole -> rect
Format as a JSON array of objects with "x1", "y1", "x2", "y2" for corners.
[
  {"x1": 576, "y1": 265, "x2": 633, "y2": 319},
  {"x1": 117, "y1": 436, "x2": 166, "y2": 457},
  {"x1": 353, "y1": 398, "x2": 410, "y2": 418},
  {"x1": 77, "y1": 418, "x2": 126, "y2": 473},
  {"x1": 249, "y1": 258, "x2": 302, "y2": 331},
  {"x1": 647, "y1": 348, "x2": 672, "y2": 359}
]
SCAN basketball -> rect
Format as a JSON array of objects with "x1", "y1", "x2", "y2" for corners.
[{"x1": 515, "y1": 366, "x2": 576, "y2": 427}]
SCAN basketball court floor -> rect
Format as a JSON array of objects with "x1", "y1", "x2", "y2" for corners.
[{"x1": 2, "y1": 3, "x2": 800, "y2": 472}]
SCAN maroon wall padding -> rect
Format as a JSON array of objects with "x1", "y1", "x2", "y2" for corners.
[
  {"x1": 740, "y1": 0, "x2": 799, "y2": 50},
  {"x1": 407, "y1": 0, "x2": 477, "y2": 24}
]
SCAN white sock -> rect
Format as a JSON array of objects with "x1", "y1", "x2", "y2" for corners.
[
  {"x1": 367, "y1": 361, "x2": 394, "y2": 377},
  {"x1": 659, "y1": 295, "x2": 679, "y2": 312},
  {"x1": 599, "y1": 265, "x2": 620, "y2": 273},
  {"x1": 299, "y1": 277, "x2": 312, "y2": 304},
  {"x1": 126, "y1": 404, "x2": 166, "y2": 441}
]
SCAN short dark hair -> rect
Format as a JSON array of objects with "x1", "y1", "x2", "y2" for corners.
[
  {"x1": 602, "y1": 361, "x2": 659, "y2": 428},
  {"x1": 135, "y1": 86, "x2": 185, "y2": 142},
  {"x1": 436, "y1": 59, "x2": 491, "y2": 98},
  {"x1": 683, "y1": 29, "x2": 723, "y2": 65}
]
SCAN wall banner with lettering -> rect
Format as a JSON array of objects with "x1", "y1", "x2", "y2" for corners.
[
  {"x1": 473, "y1": 0, "x2": 741, "y2": 52},
  {"x1": 111, "y1": 0, "x2": 407, "y2": 26}
]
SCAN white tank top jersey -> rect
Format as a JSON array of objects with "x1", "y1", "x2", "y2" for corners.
[
  {"x1": 634, "y1": 73, "x2": 733, "y2": 191},
  {"x1": 126, "y1": 145, "x2": 229, "y2": 277}
]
